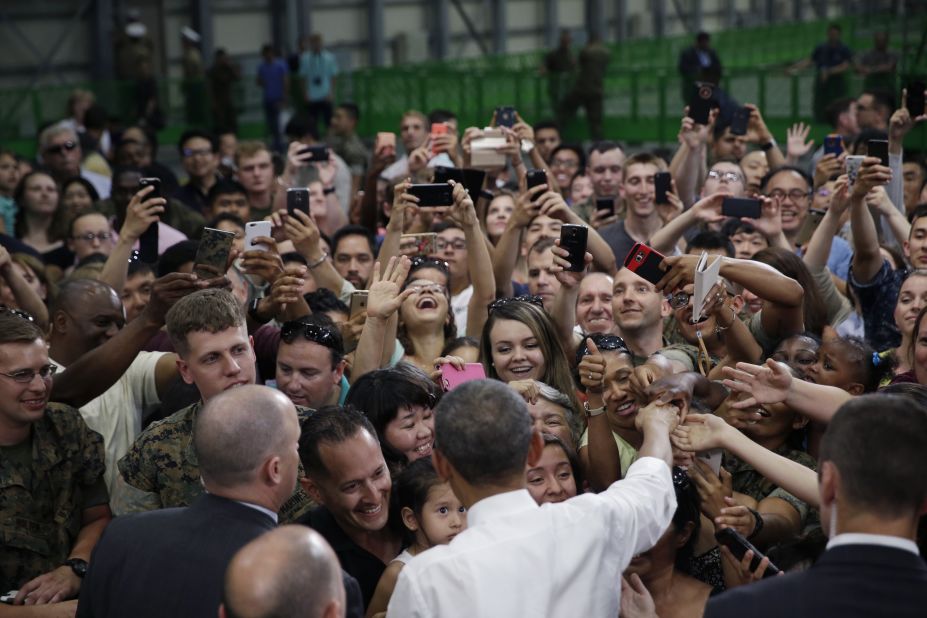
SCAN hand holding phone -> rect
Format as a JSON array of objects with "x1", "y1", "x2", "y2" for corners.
[
  {"x1": 721, "y1": 197, "x2": 761, "y2": 219},
  {"x1": 824, "y1": 135, "x2": 843, "y2": 156},
  {"x1": 376, "y1": 132, "x2": 396, "y2": 157},
  {"x1": 559, "y1": 224, "x2": 588, "y2": 272},
  {"x1": 194, "y1": 227, "x2": 236, "y2": 279},
  {"x1": 905, "y1": 80, "x2": 926, "y2": 118},
  {"x1": 495, "y1": 106, "x2": 517, "y2": 128},
  {"x1": 440, "y1": 363, "x2": 486, "y2": 391},
  {"x1": 408, "y1": 183, "x2": 454, "y2": 207},
  {"x1": 654, "y1": 172, "x2": 672, "y2": 204},
  {"x1": 297, "y1": 145, "x2": 330, "y2": 163},
  {"x1": 245, "y1": 221, "x2": 273, "y2": 252},
  {"x1": 715, "y1": 527, "x2": 781, "y2": 578},
  {"x1": 688, "y1": 83, "x2": 716, "y2": 124},
  {"x1": 287, "y1": 188, "x2": 310, "y2": 215},
  {"x1": 867, "y1": 139, "x2": 889, "y2": 167},
  {"x1": 526, "y1": 169, "x2": 548, "y2": 193},
  {"x1": 349, "y1": 291, "x2": 369, "y2": 320},
  {"x1": 729, "y1": 107, "x2": 750, "y2": 136},
  {"x1": 623, "y1": 243, "x2": 666, "y2": 285}
]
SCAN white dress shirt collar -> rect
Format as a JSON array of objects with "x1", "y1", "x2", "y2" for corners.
[
  {"x1": 466, "y1": 489, "x2": 538, "y2": 528},
  {"x1": 234, "y1": 500, "x2": 279, "y2": 524},
  {"x1": 827, "y1": 533, "x2": 918, "y2": 556}
]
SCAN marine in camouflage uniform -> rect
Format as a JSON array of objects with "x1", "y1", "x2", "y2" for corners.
[
  {"x1": 0, "y1": 403, "x2": 107, "y2": 591},
  {"x1": 724, "y1": 444, "x2": 818, "y2": 528},
  {"x1": 114, "y1": 401, "x2": 314, "y2": 523}
]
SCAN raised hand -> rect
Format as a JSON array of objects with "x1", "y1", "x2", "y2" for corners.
[
  {"x1": 654, "y1": 254, "x2": 700, "y2": 293},
  {"x1": 850, "y1": 157, "x2": 891, "y2": 200},
  {"x1": 747, "y1": 196, "x2": 782, "y2": 240},
  {"x1": 443, "y1": 180, "x2": 477, "y2": 227},
  {"x1": 671, "y1": 413, "x2": 731, "y2": 453},
  {"x1": 314, "y1": 153, "x2": 338, "y2": 188},
  {"x1": 122, "y1": 184, "x2": 166, "y2": 241},
  {"x1": 511, "y1": 186, "x2": 544, "y2": 228},
  {"x1": 240, "y1": 236, "x2": 284, "y2": 284},
  {"x1": 890, "y1": 87, "x2": 927, "y2": 144},
  {"x1": 620, "y1": 574, "x2": 658, "y2": 618},
  {"x1": 786, "y1": 122, "x2": 814, "y2": 160},
  {"x1": 721, "y1": 359, "x2": 793, "y2": 409},
  {"x1": 283, "y1": 208, "x2": 322, "y2": 259},
  {"x1": 689, "y1": 192, "x2": 726, "y2": 225},
  {"x1": 508, "y1": 378, "x2": 541, "y2": 405},
  {"x1": 716, "y1": 498, "x2": 758, "y2": 538},
  {"x1": 269, "y1": 264, "x2": 307, "y2": 308},
  {"x1": 578, "y1": 337, "x2": 606, "y2": 393},
  {"x1": 813, "y1": 153, "x2": 845, "y2": 190},
  {"x1": 550, "y1": 240, "x2": 592, "y2": 289},
  {"x1": 365, "y1": 256, "x2": 414, "y2": 320},
  {"x1": 688, "y1": 458, "x2": 733, "y2": 521},
  {"x1": 744, "y1": 103, "x2": 773, "y2": 145}
]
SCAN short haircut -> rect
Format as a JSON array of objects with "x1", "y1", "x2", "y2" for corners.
[
  {"x1": 862, "y1": 89, "x2": 896, "y2": 113},
  {"x1": 434, "y1": 379, "x2": 533, "y2": 485},
  {"x1": 588, "y1": 140, "x2": 624, "y2": 158},
  {"x1": 284, "y1": 115, "x2": 320, "y2": 142},
  {"x1": 194, "y1": 386, "x2": 293, "y2": 487},
  {"x1": 760, "y1": 165, "x2": 812, "y2": 192},
  {"x1": 298, "y1": 405, "x2": 377, "y2": 478},
  {"x1": 402, "y1": 110, "x2": 428, "y2": 126},
  {"x1": 819, "y1": 394, "x2": 927, "y2": 518},
  {"x1": 331, "y1": 224, "x2": 376, "y2": 257},
  {"x1": 431, "y1": 220, "x2": 462, "y2": 235},
  {"x1": 157, "y1": 240, "x2": 199, "y2": 277},
  {"x1": 549, "y1": 144, "x2": 586, "y2": 170},
  {"x1": 0, "y1": 312, "x2": 45, "y2": 345},
  {"x1": 533, "y1": 120, "x2": 560, "y2": 134},
  {"x1": 165, "y1": 289, "x2": 246, "y2": 357},
  {"x1": 825, "y1": 97, "x2": 856, "y2": 127},
  {"x1": 127, "y1": 258, "x2": 154, "y2": 279},
  {"x1": 344, "y1": 363, "x2": 439, "y2": 465},
  {"x1": 623, "y1": 152, "x2": 668, "y2": 174},
  {"x1": 336, "y1": 102, "x2": 360, "y2": 122},
  {"x1": 67, "y1": 209, "x2": 109, "y2": 238},
  {"x1": 440, "y1": 335, "x2": 479, "y2": 357},
  {"x1": 687, "y1": 230, "x2": 735, "y2": 257},
  {"x1": 178, "y1": 128, "x2": 218, "y2": 154},
  {"x1": 50, "y1": 278, "x2": 116, "y2": 317},
  {"x1": 427, "y1": 109, "x2": 456, "y2": 125},
  {"x1": 909, "y1": 204, "x2": 927, "y2": 227},
  {"x1": 851, "y1": 128, "x2": 890, "y2": 155},
  {"x1": 528, "y1": 236, "x2": 556, "y2": 258},
  {"x1": 282, "y1": 251, "x2": 308, "y2": 266},
  {"x1": 207, "y1": 212, "x2": 246, "y2": 231},
  {"x1": 62, "y1": 176, "x2": 101, "y2": 203},
  {"x1": 207, "y1": 179, "x2": 248, "y2": 206},
  {"x1": 305, "y1": 288, "x2": 349, "y2": 316},
  {"x1": 235, "y1": 140, "x2": 271, "y2": 165}
]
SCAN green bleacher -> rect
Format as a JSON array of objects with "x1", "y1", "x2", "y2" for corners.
[{"x1": 1, "y1": 12, "x2": 924, "y2": 158}]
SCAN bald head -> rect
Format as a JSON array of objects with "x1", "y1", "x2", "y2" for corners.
[
  {"x1": 222, "y1": 526, "x2": 345, "y2": 618},
  {"x1": 194, "y1": 385, "x2": 299, "y2": 492},
  {"x1": 51, "y1": 278, "x2": 119, "y2": 317}
]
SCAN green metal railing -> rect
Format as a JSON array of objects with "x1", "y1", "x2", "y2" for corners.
[{"x1": 1, "y1": 11, "x2": 924, "y2": 156}]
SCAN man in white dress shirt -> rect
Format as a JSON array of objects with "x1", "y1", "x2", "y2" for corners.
[{"x1": 388, "y1": 379, "x2": 677, "y2": 618}]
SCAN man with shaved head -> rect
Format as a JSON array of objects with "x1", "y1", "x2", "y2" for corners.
[
  {"x1": 221, "y1": 526, "x2": 348, "y2": 618},
  {"x1": 76, "y1": 386, "x2": 301, "y2": 618}
]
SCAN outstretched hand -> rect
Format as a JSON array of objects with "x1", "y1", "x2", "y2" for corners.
[
  {"x1": 721, "y1": 359, "x2": 793, "y2": 409},
  {"x1": 365, "y1": 256, "x2": 414, "y2": 320}
]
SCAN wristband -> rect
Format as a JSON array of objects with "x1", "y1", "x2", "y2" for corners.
[
  {"x1": 583, "y1": 402, "x2": 606, "y2": 417},
  {"x1": 747, "y1": 507, "x2": 764, "y2": 539},
  {"x1": 323, "y1": 186, "x2": 336, "y2": 195},
  {"x1": 306, "y1": 251, "x2": 328, "y2": 270},
  {"x1": 760, "y1": 139, "x2": 777, "y2": 151},
  {"x1": 248, "y1": 297, "x2": 271, "y2": 325}
]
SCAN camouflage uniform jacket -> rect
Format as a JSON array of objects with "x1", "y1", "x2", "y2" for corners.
[
  {"x1": 724, "y1": 443, "x2": 818, "y2": 526},
  {"x1": 116, "y1": 401, "x2": 315, "y2": 523},
  {"x1": 0, "y1": 403, "x2": 106, "y2": 590}
]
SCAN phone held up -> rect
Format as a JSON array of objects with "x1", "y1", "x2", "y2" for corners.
[
  {"x1": 193, "y1": 227, "x2": 236, "y2": 280},
  {"x1": 287, "y1": 188, "x2": 309, "y2": 216},
  {"x1": 137, "y1": 178, "x2": 161, "y2": 264},
  {"x1": 559, "y1": 225, "x2": 588, "y2": 272},
  {"x1": 721, "y1": 197, "x2": 762, "y2": 219},
  {"x1": 408, "y1": 183, "x2": 454, "y2": 207},
  {"x1": 654, "y1": 172, "x2": 672, "y2": 204},
  {"x1": 715, "y1": 528, "x2": 781, "y2": 578},
  {"x1": 623, "y1": 243, "x2": 665, "y2": 286}
]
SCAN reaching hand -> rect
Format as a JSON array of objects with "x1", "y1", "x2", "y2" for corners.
[
  {"x1": 671, "y1": 412, "x2": 731, "y2": 453},
  {"x1": 269, "y1": 264, "x2": 307, "y2": 308},
  {"x1": 716, "y1": 498, "x2": 758, "y2": 539},
  {"x1": 721, "y1": 359, "x2": 793, "y2": 409},
  {"x1": 578, "y1": 337, "x2": 607, "y2": 393},
  {"x1": 814, "y1": 153, "x2": 845, "y2": 190},
  {"x1": 122, "y1": 184, "x2": 165, "y2": 241},
  {"x1": 550, "y1": 241, "x2": 592, "y2": 289},
  {"x1": 283, "y1": 208, "x2": 322, "y2": 259},
  {"x1": 634, "y1": 401, "x2": 680, "y2": 434},
  {"x1": 786, "y1": 122, "x2": 814, "y2": 160},
  {"x1": 620, "y1": 574, "x2": 658, "y2": 618},
  {"x1": 690, "y1": 193, "x2": 726, "y2": 225},
  {"x1": 365, "y1": 256, "x2": 414, "y2": 320},
  {"x1": 850, "y1": 157, "x2": 891, "y2": 200},
  {"x1": 688, "y1": 458, "x2": 733, "y2": 521},
  {"x1": 442, "y1": 180, "x2": 478, "y2": 227},
  {"x1": 508, "y1": 378, "x2": 542, "y2": 405},
  {"x1": 654, "y1": 254, "x2": 700, "y2": 293},
  {"x1": 629, "y1": 362, "x2": 667, "y2": 401},
  {"x1": 748, "y1": 196, "x2": 782, "y2": 240}
]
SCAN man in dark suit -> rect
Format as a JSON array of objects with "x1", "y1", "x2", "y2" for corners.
[
  {"x1": 707, "y1": 394, "x2": 927, "y2": 618},
  {"x1": 76, "y1": 385, "x2": 303, "y2": 618},
  {"x1": 678, "y1": 31, "x2": 723, "y2": 104}
]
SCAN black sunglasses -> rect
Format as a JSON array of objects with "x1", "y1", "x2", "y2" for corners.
[
  {"x1": 410, "y1": 256, "x2": 449, "y2": 270},
  {"x1": 0, "y1": 305, "x2": 35, "y2": 322},
  {"x1": 488, "y1": 295, "x2": 545, "y2": 313},
  {"x1": 45, "y1": 140, "x2": 78, "y2": 156},
  {"x1": 280, "y1": 321, "x2": 339, "y2": 350}
]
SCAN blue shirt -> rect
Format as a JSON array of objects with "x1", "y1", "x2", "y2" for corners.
[
  {"x1": 0, "y1": 197, "x2": 16, "y2": 236},
  {"x1": 257, "y1": 58, "x2": 288, "y2": 102},
  {"x1": 812, "y1": 43, "x2": 852, "y2": 71},
  {"x1": 827, "y1": 235, "x2": 852, "y2": 281},
  {"x1": 298, "y1": 50, "x2": 338, "y2": 101},
  {"x1": 849, "y1": 259, "x2": 906, "y2": 352}
]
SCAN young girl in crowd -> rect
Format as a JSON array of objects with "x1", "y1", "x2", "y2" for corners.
[{"x1": 365, "y1": 458, "x2": 467, "y2": 618}]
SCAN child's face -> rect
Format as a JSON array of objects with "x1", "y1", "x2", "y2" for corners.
[
  {"x1": 0, "y1": 154, "x2": 20, "y2": 194},
  {"x1": 803, "y1": 340, "x2": 863, "y2": 393},
  {"x1": 413, "y1": 482, "x2": 467, "y2": 547}
]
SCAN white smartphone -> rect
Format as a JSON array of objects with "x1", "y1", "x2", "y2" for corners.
[
  {"x1": 696, "y1": 448, "x2": 723, "y2": 476},
  {"x1": 244, "y1": 221, "x2": 272, "y2": 252}
]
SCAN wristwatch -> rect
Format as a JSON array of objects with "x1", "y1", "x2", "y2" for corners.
[
  {"x1": 64, "y1": 558, "x2": 88, "y2": 578},
  {"x1": 583, "y1": 402, "x2": 606, "y2": 418},
  {"x1": 520, "y1": 139, "x2": 535, "y2": 154},
  {"x1": 747, "y1": 507, "x2": 764, "y2": 539},
  {"x1": 248, "y1": 297, "x2": 271, "y2": 325}
]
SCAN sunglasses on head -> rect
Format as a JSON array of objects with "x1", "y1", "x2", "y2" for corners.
[
  {"x1": 580, "y1": 334, "x2": 630, "y2": 357},
  {"x1": 280, "y1": 321, "x2": 339, "y2": 350},
  {"x1": 45, "y1": 141, "x2": 78, "y2": 156},
  {"x1": 410, "y1": 256, "x2": 449, "y2": 270},
  {"x1": 0, "y1": 305, "x2": 35, "y2": 322},
  {"x1": 488, "y1": 295, "x2": 545, "y2": 314}
]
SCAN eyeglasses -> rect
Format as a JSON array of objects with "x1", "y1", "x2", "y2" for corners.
[
  {"x1": 488, "y1": 295, "x2": 545, "y2": 313},
  {"x1": 435, "y1": 239, "x2": 466, "y2": 252},
  {"x1": 45, "y1": 141, "x2": 77, "y2": 156},
  {"x1": 707, "y1": 170, "x2": 743, "y2": 183},
  {"x1": 0, "y1": 305, "x2": 35, "y2": 322},
  {"x1": 0, "y1": 364, "x2": 57, "y2": 384},
  {"x1": 72, "y1": 232, "x2": 113, "y2": 242},
  {"x1": 408, "y1": 283, "x2": 446, "y2": 295},
  {"x1": 280, "y1": 321, "x2": 340, "y2": 350},
  {"x1": 182, "y1": 147, "x2": 214, "y2": 158},
  {"x1": 551, "y1": 158, "x2": 580, "y2": 169},
  {"x1": 668, "y1": 291, "x2": 691, "y2": 309},
  {"x1": 767, "y1": 189, "x2": 810, "y2": 203}
]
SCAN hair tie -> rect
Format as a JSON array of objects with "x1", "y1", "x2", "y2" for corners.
[{"x1": 872, "y1": 352, "x2": 881, "y2": 367}]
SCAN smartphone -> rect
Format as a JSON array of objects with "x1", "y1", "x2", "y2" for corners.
[
  {"x1": 431, "y1": 121, "x2": 449, "y2": 156},
  {"x1": 654, "y1": 172, "x2": 672, "y2": 204},
  {"x1": 688, "y1": 82, "x2": 715, "y2": 124},
  {"x1": 623, "y1": 243, "x2": 665, "y2": 286},
  {"x1": 526, "y1": 169, "x2": 548, "y2": 192},
  {"x1": 349, "y1": 290, "x2": 369, "y2": 320},
  {"x1": 440, "y1": 363, "x2": 487, "y2": 392},
  {"x1": 193, "y1": 227, "x2": 236, "y2": 279},
  {"x1": 867, "y1": 139, "x2": 889, "y2": 167},
  {"x1": 138, "y1": 222, "x2": 159, "y2": 264},
  {"x1": 400, "y1": 233, "x2": 438, "y2": 256},
  {"x1": 729, "y1": 107, "x2": 750, "y2": 136},
  {"x1": 433, "y1": 166, "x2": 464, "y2": 185},
  {"x1": 696, "y1": 448, "x2": 722, "y2": 476},
  {"x1": 375, "y1": 132, "x2": 396, "y2": 155},
  {"x1": 559, "y1": 224, "x2": 588, "y2": 272},
  {"x1": 139, "y1": 177, "x2": 161, "y2": 199},
  {"x1": 906, "y1": 80, "x2": 926, "y2": 117},
  {"x1": 715, "y1": 528, "x2": 781, "y2": 578},
  {"x1": 408, "y1": 183, "x2": 454, "y2": 207},
  {"x1": 0, "y1": 591, "x2": 16, "y2": 605},
  {"x1": 244, "y1": 221, "x2": 272, "y2": 252},
  {"x1": 287, "y1": 188, "x2": 309, "y2": 216},
  {"x1": 297, "y1": 144, "x2": 330, "y2": 162},
  {"x1": 794, "y1": 208, "x2": 826, "y2": 246},
  {"x1": 823, "y1": 134, "x2": 843, "y2": 156},
  {"x1": 596, "y1": 197, "x2": 615, "y2": 217},
  {"x1": 846, "y1": 155, "x2": 865, "y2": 187},
  {"x1": 495, "y1": 106, "x2": 517, "y2": 128},
  {"x1": 721, "y1": 197, "x2": 761, "y2": 219}
]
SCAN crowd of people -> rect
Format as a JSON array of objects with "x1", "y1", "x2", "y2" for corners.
[{"x1": 2, "y1": 21, "x2": 927, "y2": 618}]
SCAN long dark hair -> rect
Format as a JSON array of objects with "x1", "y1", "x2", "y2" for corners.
[{"x1": 752, "y1": 247, "x2": 828, "y2": 336}]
